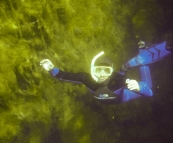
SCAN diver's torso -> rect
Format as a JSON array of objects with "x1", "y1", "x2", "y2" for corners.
[
  {"x1": 93, "y1": 72, "x2": 126, "y2": 104},
  {"x1": 93, "y1": 72, "x2": 126, "y2": 98},
  {"x1": 107, "y1": 72, "x2": 126, "y2": 91}
]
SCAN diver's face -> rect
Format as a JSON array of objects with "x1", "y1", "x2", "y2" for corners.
[
  {"x1": 93, "y1": 66, "x2": 113, "y2": 83},
  {"x1": 97, "y1": 75, "x2": 110, "y2": 83}
]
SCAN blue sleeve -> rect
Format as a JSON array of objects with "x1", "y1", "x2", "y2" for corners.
[
  {"x1": 121, "y1": 65, "x2": 153, "y2": 102},
  {"x1": 118, "y1": 67, "x2": 153, "y2": 102},
  {"x1": 49, "y1": 68, "x2": 59, "y2": 76},
  {"x1": 117, "y1": 50, "x2": 153, "y2": 102},
  {"x1": 138, "y1": 65, "x2": 153, "y2": 96},
  {"x1": 138, "y1": 81, "x2": 153, "y2": 96}
]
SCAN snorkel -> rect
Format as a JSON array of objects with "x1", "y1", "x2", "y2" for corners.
[{"x1": 91, "y1": 51, "x2": 104, "y2": 82}]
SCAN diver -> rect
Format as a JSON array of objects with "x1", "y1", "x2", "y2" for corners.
[{"x1": 40, "y1": 41, "x2": 172, "y2": 104}]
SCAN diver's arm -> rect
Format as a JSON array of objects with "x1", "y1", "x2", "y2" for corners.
[
  {"x1": 119, "y1": 79, "x2": 153, "y2": 102},
  {"x1": 138, "y1": 81, "x2": 153, "y2": 96},
  {"x1": 40, "y1": 59, "x2": 85, "y2": 83},
  {"x1": 125, "y1": 65, "x2": 153, "y2": 97},
  {"x1": 40, "y1": 59, "x2": 98, "y2": 90},
  {"x1": 126, "y1": 79, "x2": 140, "y2": 91},
  {"x1": 138, "y1": 65, "x2": 153, "y2": 96},
  {"x1": 126, "y1": 79, "x2": 153, "y2": 96},
  {"x1": 50, "y1": 68, "x2": 87, "y2": 84},
  {"x1": 50, "y1": 68, "x2": 98, "y2": 91}
]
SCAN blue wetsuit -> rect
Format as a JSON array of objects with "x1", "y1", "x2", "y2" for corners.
[{"x1": 49, "y1": 41, "x2": 171, "y2": 104}]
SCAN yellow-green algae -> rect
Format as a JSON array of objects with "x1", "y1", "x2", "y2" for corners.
[{"x1": 0, "y1": 0, "x2": 173, "y2": 142}]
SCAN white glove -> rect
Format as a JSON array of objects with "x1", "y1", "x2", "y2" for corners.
[
  {"x1": 126, "y1": 79, "x2": 140, "y2": 91},
  {"x1": 40, "y1": 59, "x2": 54, "y2": 71}
]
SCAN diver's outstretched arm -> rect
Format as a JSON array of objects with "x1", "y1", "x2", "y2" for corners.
[{"x1": 40, "y1": 59, "x2": 98, "y2": 91}]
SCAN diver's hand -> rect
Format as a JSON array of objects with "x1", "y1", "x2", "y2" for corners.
[
  {"x1": 126, "y1": 79, "x2": 140, "y2": 91},
  {"x1": 40, "y1": 59, "x2": 54, "y2": 71}
]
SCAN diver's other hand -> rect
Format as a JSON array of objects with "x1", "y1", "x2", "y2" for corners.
[
  {"x1": 40, "y1": 59, "x2": 54, "y2": 71},
  {"x1": 126, "y1": 79, "x2": 140, "y2": 91}
]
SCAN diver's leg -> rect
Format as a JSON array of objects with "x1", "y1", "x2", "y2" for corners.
[{"x1": 119, "y1": 41, "x2": 171, "y2": 75}]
